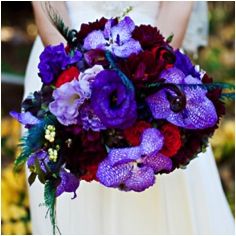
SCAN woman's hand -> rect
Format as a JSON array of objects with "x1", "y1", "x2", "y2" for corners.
[
  {"x1": 32, "y1": 1, "x2": 71, "y2": 46},
  {"x1": 156, "y1": 2, "x2": 194, "y2": 49}
]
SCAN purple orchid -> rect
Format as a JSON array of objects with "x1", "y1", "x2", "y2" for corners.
[
  {"x1": 91, "y1": 70, "x2": 137, "y2": 129},
  {"x1": 97, "y1": 128, "x2": 172, "y2": 192},
  {"x1": 146, "y1": 67, "x2": 218, "y2": 129},
  {"x1": 49, "y1": 79, "x2": 90, "y2": 126},
  {"x1": 56, "y1": 169, "x2": 80, "y2": 199},
  {"x1": 10, "y1": 111, "x2": 40, "y2": 126},
  {"x1": 38, "y1": 43, "x2": 82, "y2": 84},
  {"x1": 83, "y1": 17, "x2": 142, "y2": 58},
  {"x1": 27, "y1": 150, "x2": 49, "y2": 173}
]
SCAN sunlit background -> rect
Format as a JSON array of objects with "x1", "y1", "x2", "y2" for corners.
[{"x1": 1, "y1": 2, "x2": 235, "y2": 235}]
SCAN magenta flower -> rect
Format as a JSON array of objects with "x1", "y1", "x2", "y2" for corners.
[
  {"x1": 97, "y1": 128, "x2": 172, "y2": 192},
  {"x1": 83, "y1": 17, "x2": 142, "y2": 58}
]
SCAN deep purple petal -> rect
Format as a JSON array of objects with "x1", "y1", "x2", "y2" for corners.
[
  {"x1": 175, "y1": 49, "x2": 201, "y2": 78},
  {"x1": 143, "y1": 152, "x2": 173, "y2": 173},
  {"x1": 10, "y1": 111, "x2": 40, "y2": 125},
  {"x1": 56, "y1": 169, "x2": 80, "y2": 198},
  {"x1": 96, "y1": 159, "x2": 132, "y2": 187},
  {"x1": 83, "y1": 30, "x2": 107, "y2": 50},
  {"x1": 140, "y1": 128, "x2": 164, "y2": 155},
  {"x1": 91, "y1": 70, "x2": 137, "y2": 128},
  {"x1": 124, "y1": 166, "x2": 155, "y2": 192},
  {"x1": 27, "y1": 150, "x2": 49, "y2": 173}
]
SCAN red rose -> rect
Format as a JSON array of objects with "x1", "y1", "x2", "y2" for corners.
[
  {"x1": 160, "y1": 123, "x2": 182, "y2": 157},
  {"x1": 55, "y1": 66, "x2": 80, "y2": 88},
  {"x1": 124, "y1": 121, "x2": 152, "y2": 146},
  {"x1": 81, "y1": 164, "x2": 98, "y2": 182}
]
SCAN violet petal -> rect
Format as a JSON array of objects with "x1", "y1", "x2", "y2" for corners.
[
  {"x1": 10, "y1": 111, "x2": 40, "y2": 125},
  {"x1": 96, "y1": 159, "x2": 133, "y2": 188},
  {"x1": 124, "y1": 166, "x2": 155, "y2": 192}
]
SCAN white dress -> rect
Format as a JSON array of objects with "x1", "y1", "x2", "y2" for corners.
[{"x1": 24, "y1": 1, "x2": 234, "y2": 235}]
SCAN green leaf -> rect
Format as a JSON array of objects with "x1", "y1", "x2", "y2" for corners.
[
  {"x1": 35, "y1": 159, "x2": 46, "y2": 184},
  {"x1": 44, "y1": 180, "x2": 57, "y2": 234},
  {"x1": 166, "y1": 33, "x2": 174, "y2": 43},
  {"x1": 28, "y1": 172, "x2": 37, "y2": 186}
]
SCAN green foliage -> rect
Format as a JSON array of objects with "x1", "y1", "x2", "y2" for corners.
[
  {"x1": 105, "y1": 51, "x2": 135, "y2": 92},
  {"x1": 44, "y1": 180, "x2": 59, "y2": 235}
]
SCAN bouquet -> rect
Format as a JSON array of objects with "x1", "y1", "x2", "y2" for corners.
[{"x1": 11, "y1": 6, "x2": 234, "y2": 234}]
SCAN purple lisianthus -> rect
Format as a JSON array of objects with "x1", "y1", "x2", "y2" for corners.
[
  {"x1": 27, "y1": 150, "x2": 49, "y2": 173},
  {"x1": 97, "y1": 128, "x2": 173, "y2": 192},
  {"x1": 174, "y1": 49, "x2": 200, "y2": 78},
  {"x1": 38, "y1": 43, "x2": 82, "y2": 84},
  {"x1": 56, "y1": 169, "x2": 80, "y2": 199},
  {"x1": 91, "y1": 70, "x2": 137, "y2": 129},
  {"x1": 146, "y1": 67, "x2": 218, "y2": 129},
  {"x1": 83, "y1": 17, "x2": 142, "y2": 58},
  {"x1": 10, "y1": 111, "x2": 40, "y2": 127},
  {"x1": 49, "y1": 79, "x2": 90, "y2": 126},
  {"x1": 80, "y1": 103, "x2": 106, "y2": 131}
]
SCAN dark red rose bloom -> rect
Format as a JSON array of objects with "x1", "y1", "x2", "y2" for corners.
[
  {"x1": 124, "y1": 121, "x2": 152, "y2": 146},
  {"x1": 77, "y1": 17, "x2": 108, "y2": 43},
  {"x1": 80, "y1": 164, "x2": 99, "y2": 182},
  {"x1": 160, "y1": 123, "x2": 182, "y2": 157},
  {"x1": 118, "y1": 45, "x2": 175, "y2": 88},
  {"x1": 84, "y1": 49, "x2": 109, "y2": 67},
  {"x1": 132, "y1": 25, "x2": 166, "y2": 50},
  {"x1": 55, "y1": 66, "x2": 80, "y2": 88},
  {"x1": 64, "y1": 130, "x2": 107, "y2": 179}
]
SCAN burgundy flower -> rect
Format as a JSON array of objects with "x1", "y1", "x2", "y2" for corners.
[
  {"x1": 64, "y1": 130, "x2": 107, "y2": 180},
  {"x1": 84, "y1": 49, "x2": 109, "y2": 67},
  {"x1": 119, "y1": 45, "x2": 175, "y2": 87},
  {"x1": 132, "y1": 24, "x2": 166, "y2": 50}
]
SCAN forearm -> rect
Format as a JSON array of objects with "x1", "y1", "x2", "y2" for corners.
[
  {"x1": 156, "y1": 2, "x2": 194, "y2": 49},
  {"x1": 32, "y1": 1, "x2": 71, "y2": 46}
]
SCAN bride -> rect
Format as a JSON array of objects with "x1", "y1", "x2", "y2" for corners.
[{"x1": 24, "y1": 1, "x2": 234, "y2": 234}]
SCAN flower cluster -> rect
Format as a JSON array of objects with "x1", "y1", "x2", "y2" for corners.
[{"x1": 11, "y1": 15, "x2": 229, "y2": 205}]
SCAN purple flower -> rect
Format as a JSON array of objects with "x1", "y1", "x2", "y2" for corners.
[
  {"x1": 97, "y1": 128, "x2": 172, "y2": 192},
  {"x1": 10, "y1": 111, "x2": 40, "y2": 126},
  {"x1": 27, "y1": 150, "x2": 49, "y2": 173},
  {"x1": 80, "y1": 103, "x2": 106, "y2": 131},
  {"x1": 83, "y1": 17, "x2": 142, "y2": 58},
  {"x1": 38, "y1": 43, "x2": 82, "y2": 84},
  {"x1": 91, "y1": 70, "x2": 137, "y2": 129},
  {"x1": 49, "y1": 79, "x2": 90, "y2": 126},
  {"x1": 146, "y1": 67, "x2": 218, "y2": 129},
  {"x1": 174, "y1": 50, "x2": 200, "y2": 78},
  {"x1": 56, "y1": 169, "x2": 80, "y2": 199}
]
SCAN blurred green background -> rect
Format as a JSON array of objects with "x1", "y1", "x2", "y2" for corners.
[{"x1": 1, "y1": 2, "x2": 235, "y2": 235}]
